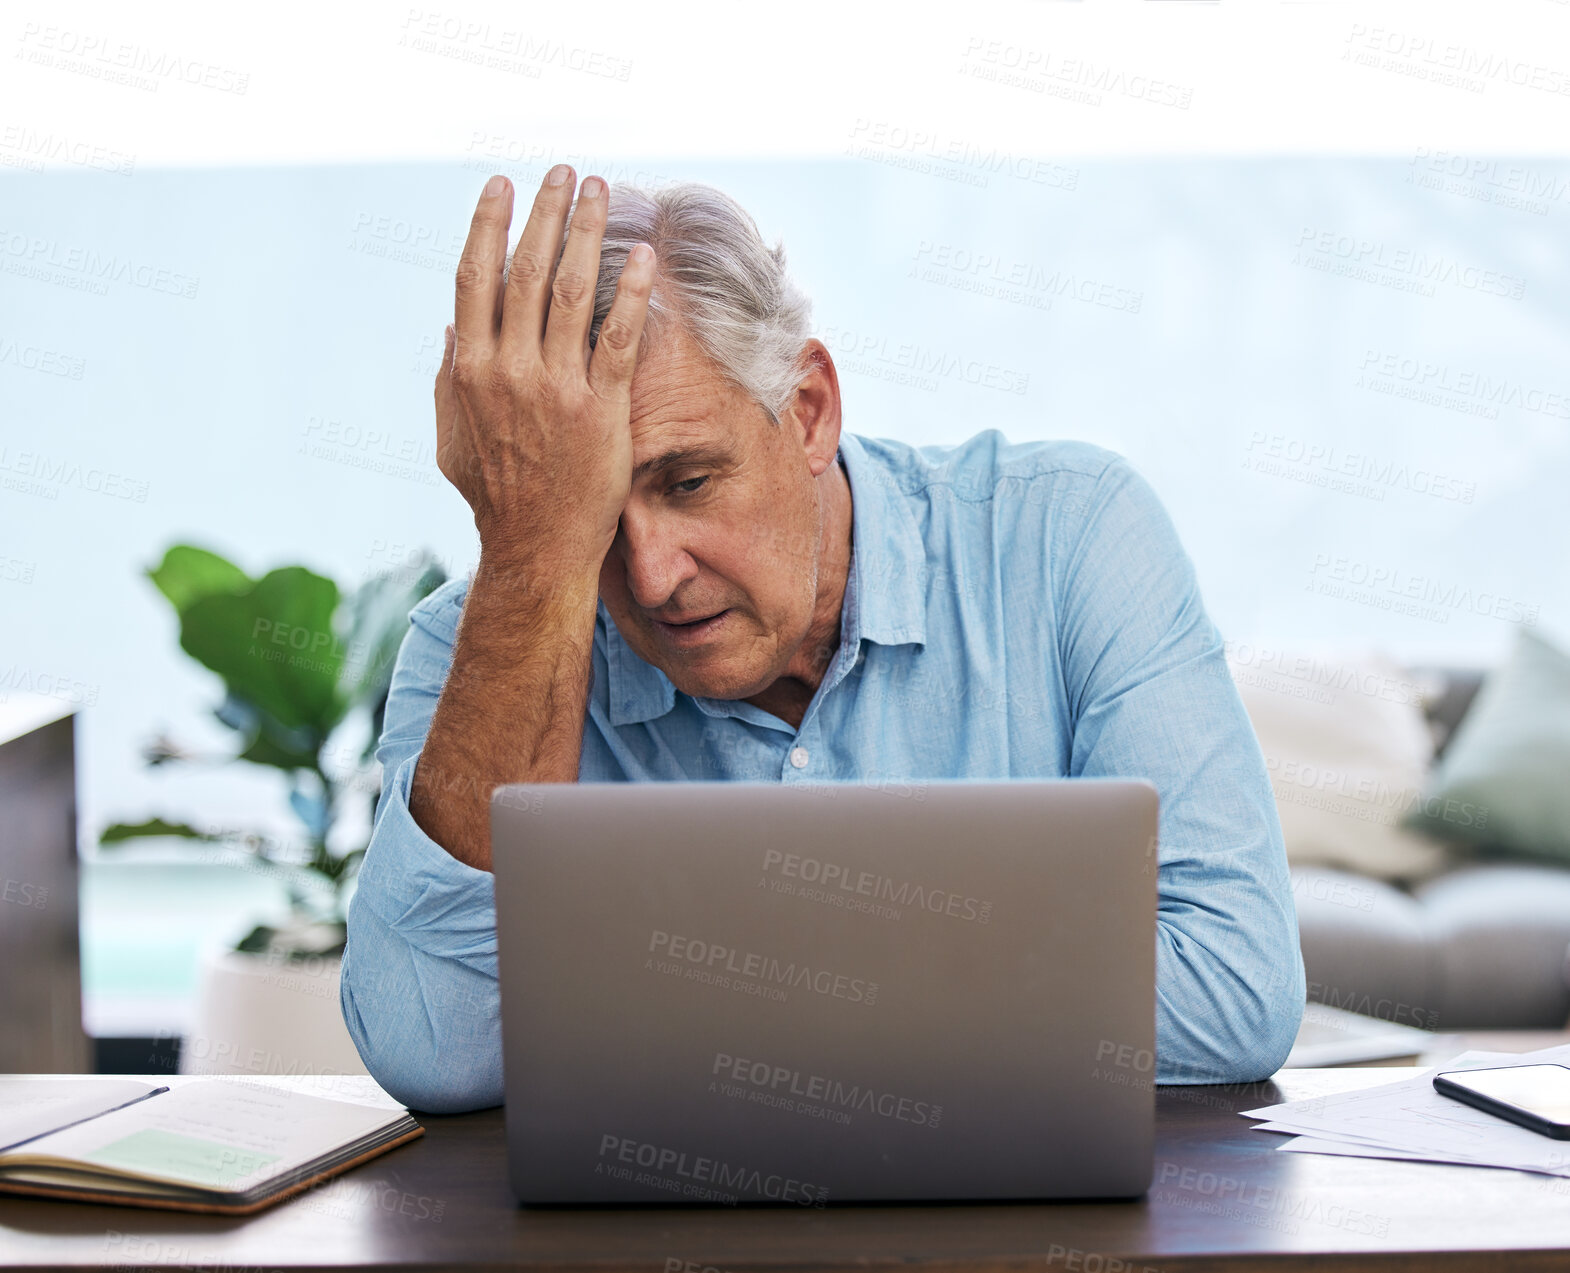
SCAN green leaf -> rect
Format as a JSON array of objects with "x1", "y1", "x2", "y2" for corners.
[
  {"x1": 340, "y1": 556, "x2": 447, "y2": 711},
  {"x1": 178, "y1": 567, "x2": 346, "y2": 735},
  {"x1": 100, "y1": 818, "x2": 219, "y2": 845},
  {"x1": 324, "y1": 846, "x2": 366, "y2": 886},
  {"x1": 237, "y1": 728, "x2": 320, "y2": 772},
  {"x1": 235, "y1": 924, "x2": 276, "y2": 954},
  {"x1": 147, "y1": 546, "x2": 251, "y2": 615}
]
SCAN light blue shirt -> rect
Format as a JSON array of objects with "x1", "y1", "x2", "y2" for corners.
[{"x1": 341, "y1": 429, "x2": 1305, "y2": 1112}]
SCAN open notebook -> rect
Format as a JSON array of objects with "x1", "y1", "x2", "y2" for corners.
[{"x1": 0, "y1": 1076, "x2": 422, "y2": 1215}]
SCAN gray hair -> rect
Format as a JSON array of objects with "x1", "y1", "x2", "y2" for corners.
[{"x1": 584, "y1": 182, "x2": 814, "y2": 423}]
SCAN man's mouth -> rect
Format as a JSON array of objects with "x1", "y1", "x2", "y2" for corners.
[{"x1": 651, "y1": 609, "x2": 731, "y2": 645}]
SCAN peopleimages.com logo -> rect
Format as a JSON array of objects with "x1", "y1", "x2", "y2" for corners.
[
  {"x1": 760, "y1": 848, "x2": 993, "y2": 923},
  {"x1": 710, "y1": 1050, "x2": 944, "y2": 1129},
  {"x1": 647, "y1": 930, "x2": 878, "y2": 1005},
  {"x1": 595, "y1": 1133, "x2": 828, "y2": 1205}
]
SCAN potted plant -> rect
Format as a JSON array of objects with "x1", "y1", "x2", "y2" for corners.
[{"x1": 101, "y1": 544, "x2": 445, "y2": 1074}]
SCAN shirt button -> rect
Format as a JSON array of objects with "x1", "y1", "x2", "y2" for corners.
[{"x1": 789, "y1": 747, "x2": 810, "y2": 769}]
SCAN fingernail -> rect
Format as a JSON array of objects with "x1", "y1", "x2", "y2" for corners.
[
  {"x1": 484, "y1": 174, "x2": 507, "y2": 197},
  {"x1": 546, "y1": 164, "x2": 570, "y2": 187},
  {"x1": 629, "y1": 243, "x2": 653, "y2": 265},
  {"x1": 444, "y1": 324, "x2": 454, "y2": 352},
  {"x1": 581, "y1": 176, "x2": 604, "y2": 200}
]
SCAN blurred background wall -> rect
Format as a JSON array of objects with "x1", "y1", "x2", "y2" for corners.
[{"x1": 3, "y1": 0, "x2": 1566, "y2": 1045}]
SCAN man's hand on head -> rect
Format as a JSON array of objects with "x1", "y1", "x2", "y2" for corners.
[
  {"x1": 408, "y1": 167, "x2": 651, "y2": 863},
  {"x1": 434, "y1": 166, "x2": 655, "y2": 577}
]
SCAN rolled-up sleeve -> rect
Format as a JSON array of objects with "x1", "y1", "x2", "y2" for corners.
[
  {"x1": 339, "y1": 580, "x2": 506, "y2": 1113},
  {"x1": 1056, "y1": 459, "x2": 1305, "y2": 1084}
]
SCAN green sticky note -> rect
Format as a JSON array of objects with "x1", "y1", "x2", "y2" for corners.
[{"x1": 86, "y1": 1129, "x2": 280, "y2": 1189}]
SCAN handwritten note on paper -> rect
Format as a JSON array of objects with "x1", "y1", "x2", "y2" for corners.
[{"x1": 8, "y1": 1080, "x2": 403, "y2": 1192}]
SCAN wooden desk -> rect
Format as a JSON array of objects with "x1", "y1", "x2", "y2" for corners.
[{"x1": 4, "y1": 1067, "x2": 1569, "y2": 1272}]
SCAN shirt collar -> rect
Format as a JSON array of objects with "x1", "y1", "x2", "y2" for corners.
[
  {"x1": 603, "y1": 430, "x2": 928, "y2": 727},
  {"x1": 837, "y1": 430, "x2": 929, "y2": 650}
]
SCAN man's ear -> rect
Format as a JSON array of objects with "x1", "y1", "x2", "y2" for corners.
[{"x1": 782, "y1": 339, "x2": 843, "y2": 478}]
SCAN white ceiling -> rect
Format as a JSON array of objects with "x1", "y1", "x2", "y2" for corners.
[{"x1": 3, "y1": 0, "x2": 1568, "y2": 170}]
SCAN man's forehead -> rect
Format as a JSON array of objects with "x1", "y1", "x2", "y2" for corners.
[
  {"x1": 626, "y1": 325, "x2": 757, "y2": 466},
  {"x1": 628, "y1": 415, "x2": 733, "y2": 472},
  {"x1": 628, "y1": 326, "x2": 732, "y2": 416}
]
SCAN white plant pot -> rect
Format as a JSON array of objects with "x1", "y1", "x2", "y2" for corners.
[{"x1": 181, "y1": 948, "x2": 369, "y2": 1077}]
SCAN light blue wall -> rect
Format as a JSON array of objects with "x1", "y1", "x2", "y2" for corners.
[{"x1": 5, "y1": 155, "x2": 1568, "y2": 892}]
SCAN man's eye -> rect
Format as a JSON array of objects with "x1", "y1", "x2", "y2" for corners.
[{"x1": 671, "y1": 476, "x2": 709, "y2": 496}]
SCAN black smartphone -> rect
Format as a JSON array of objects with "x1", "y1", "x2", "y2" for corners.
[{"x1": 1433, "y1": 1064, "x2": 1570, "y2": 1139}]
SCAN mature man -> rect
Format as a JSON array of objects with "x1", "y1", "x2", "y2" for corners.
[{"x1": 340, "y1": 167, "x2": 1305, "y2": 1113}]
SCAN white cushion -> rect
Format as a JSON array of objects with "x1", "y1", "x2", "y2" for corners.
[{"x1": 1228, "y1": 647, "x2": 1447, "y2": 882}]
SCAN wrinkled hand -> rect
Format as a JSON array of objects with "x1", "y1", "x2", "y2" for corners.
[{"x1": 434, "y1": 167, "x2": 654, "y2": 573}]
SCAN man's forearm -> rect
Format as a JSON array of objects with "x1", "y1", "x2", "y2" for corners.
[{"x1": 409, "y1": 553, "x2": 599, "y2": 871}]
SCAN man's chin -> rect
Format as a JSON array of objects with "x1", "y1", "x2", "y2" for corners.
[
  {"x1": 646, "y1": 638, "x2": 777, "y2": 702},
  {"x1": 615, "y1": 614, "x2": 782, "y2": 701},
  {"x1": 659, "y1": 657, "x2": 774, "y2": 703}
]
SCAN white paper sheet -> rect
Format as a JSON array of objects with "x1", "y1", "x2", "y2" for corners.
[
  {"x1": 1276, "y1": 1136, "x2": 1489, "y2": 1166},
  {"x1": 160, "y1": 1072, "x2": 406, "y2": 1112},
  {"x1": 1244, "y1": 1045, "x2": 1570, "y2": 1176},
  {"x1": 0, "y1": 1078, "x2": 163, "y2": 1152}
]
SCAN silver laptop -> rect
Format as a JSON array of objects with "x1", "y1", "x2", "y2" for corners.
[{"x1": 490, "y1": 778, "x2": 1158, "y2": 1206}]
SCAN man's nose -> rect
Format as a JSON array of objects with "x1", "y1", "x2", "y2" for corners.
[{"x1": 617, "y1": 511, "x2": 699, "y2": 610}]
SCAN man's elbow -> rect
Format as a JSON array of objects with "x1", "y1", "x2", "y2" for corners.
[
  {"x1": 1159, "y1": 992, "x2": 1303, "y2": 1086},
  {"x1": 1228, "y1": 976, "x2": 1306, "y2": 1083},
  {"x1": 338, "y1": 930, "x2": 504, "y2": 1115},
  {"x1": 1238, "y1": 894, "x2": 1310, "y2": 1081},
  {"x1": 1158, "y1": 933, "x2": 1306, "y2": 1086}
]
